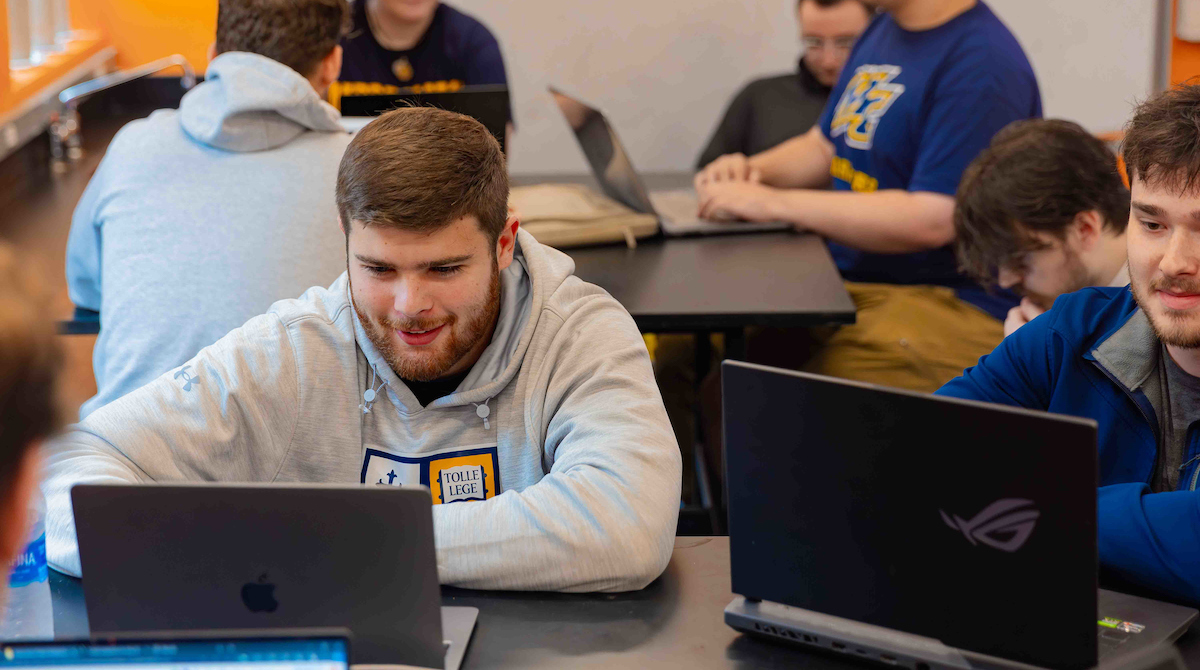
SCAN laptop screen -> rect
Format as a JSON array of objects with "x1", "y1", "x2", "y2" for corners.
[
  {"x1": 0, "y1": 635, "x2": 349, "y2": 670},
  {"x1": 547, "y1": 87, "x2": 657, "y2": 216}
]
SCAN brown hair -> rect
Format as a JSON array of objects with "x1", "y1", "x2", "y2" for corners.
[
  {"x1": 954, "y1": 119, "x2": 1130, "y2": 284},
  {"x1": 0, "y1": 245, "x2": 61, "y2": 493},
  {"x1": 215, "y1": 0, "x2": 350, "y2": 79},
  {"x1": 1122, "y1": 83, "x2": 1200, "y2": 195},
  {"x1": 336, "y1": 106, "x2": 509, "y2": 245}
]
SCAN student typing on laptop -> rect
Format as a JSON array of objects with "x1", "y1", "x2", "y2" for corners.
[
  {"x1": 43, "y1": 107, "x2": 682, "y2": 592},
  {"x1": 938, "y1": 85, "x2": 1200, "y2": 606},
  {"x1": 694, "y1": 0, "x2": 1041, "y2": 392}
]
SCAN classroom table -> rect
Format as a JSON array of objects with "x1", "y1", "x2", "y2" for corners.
[
  {"x1": 44, "y1": 536, "x2": 1200, "y2": 669},
  {"x1": 515, "y1": 173, "x2": 857, "y2": 334}
]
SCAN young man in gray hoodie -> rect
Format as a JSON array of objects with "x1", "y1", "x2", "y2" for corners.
[
  {"x1": 44, "y1": 107, "x2": 683, "y2": 593},
  {"x1": 66, "y1": 0, "x2": 353, "y2": 419}
]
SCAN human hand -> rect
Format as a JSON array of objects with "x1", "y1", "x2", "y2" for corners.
[
  {"x1": 694, "y1": 153, "x2": 762, "y2": 191},
  {"x1": 1003, "y1": 297, "x2": 1045, "y2": 337},
  {"x1": 696, "y1": 180, "x2": 779, "y2": 223}
]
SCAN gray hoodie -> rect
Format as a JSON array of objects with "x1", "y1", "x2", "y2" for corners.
[
  {"x1": 66, "y1": 52, "x2": 352, "y2": 419},
  {"x1": 44, "y1": 229, "x2": 683, "y2": 592}
]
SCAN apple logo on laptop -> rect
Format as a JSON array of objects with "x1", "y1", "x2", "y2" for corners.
[{"x1": 241, "y1": 573, "x2": 278, "y2": 613}]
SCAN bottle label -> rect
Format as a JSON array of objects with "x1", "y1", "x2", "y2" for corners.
[{"x1": 8, "y1": 532, "x2": 47, "y2": 588}]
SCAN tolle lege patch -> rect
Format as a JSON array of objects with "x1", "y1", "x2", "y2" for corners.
[{"x1": 360, "y1": 445, "x2": 499, "y2": 504}]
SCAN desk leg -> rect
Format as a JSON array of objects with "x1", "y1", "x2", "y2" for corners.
[{"x1": 723, "y1": 328, "x2": 746, "y2": 361}]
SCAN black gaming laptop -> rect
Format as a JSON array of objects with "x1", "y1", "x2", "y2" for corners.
[{"x1": 721, "y1": 361, "x2": 1197, "y2": 670}]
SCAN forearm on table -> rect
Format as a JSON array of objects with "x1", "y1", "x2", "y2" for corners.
[
  {"x1": 43, "y1": 435, "x2": 146, "y2": 576},
  {"x1": 432, "y1": 466, "x2": 678, "y2": 592},
  {"x1": 766, "y1": 188, "x2": 956, "y2": 253}
]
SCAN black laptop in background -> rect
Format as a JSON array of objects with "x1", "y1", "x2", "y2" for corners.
[
  {"x1": 339, "y1": 84, "x2": 511, "y2": 154},
  {"x1": 721, "y1": 361, "x2": 1197, "y2": 670}
]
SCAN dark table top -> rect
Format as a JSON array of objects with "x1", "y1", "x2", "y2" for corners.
[
  {"x1": 515, "y1": 174, "x2": 855, "y2": 332},
  {"x1": 47, "y1": 537, "x2": 1200, "y2": 669}
]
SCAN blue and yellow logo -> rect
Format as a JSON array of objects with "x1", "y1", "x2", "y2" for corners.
[
  {"x1": 361, "y1": 446, "x2": 499, "y2": 505},
  {"x1": 830, "y1": 65, "x2": 905, "y2": 150}
]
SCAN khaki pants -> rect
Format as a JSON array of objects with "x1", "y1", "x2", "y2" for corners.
[
  {"x1": 780, "y1": 282, "x2": 1004, "y2": 392},
  {"x1": 685, "y1": 282, "x2": 1005, "y2": 506}
]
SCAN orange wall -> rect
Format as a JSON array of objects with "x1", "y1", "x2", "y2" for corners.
[
  {"x1": 1173, "y1": 0, "x2": 1200, "y2": 85},
  {"x1": 71, "y1": 0, "x2": 214, "y2": 72}
]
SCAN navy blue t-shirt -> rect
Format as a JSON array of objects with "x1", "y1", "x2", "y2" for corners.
[
  {"x1": 332, "y1": 2, "x2": 507, "y2": 107},
  {"x1": 817, "y1": 1, "x2": 1041, "y2": 319}
]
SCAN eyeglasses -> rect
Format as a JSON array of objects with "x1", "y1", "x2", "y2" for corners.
[{"x1": 801, "y1": 36, "x2": 858, "y2": 56}]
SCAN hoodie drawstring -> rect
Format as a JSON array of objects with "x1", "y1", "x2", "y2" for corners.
[
  {"x1": 361, "y1": 364, "x2": 389, "y2": 414},
  {"x1": 473, "y1": 398, "x2": 492, "y2": 430}
]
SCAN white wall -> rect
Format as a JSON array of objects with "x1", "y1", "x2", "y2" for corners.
[{"x1": 450, "y1": 0, "x2": 1157, "y2": 175}]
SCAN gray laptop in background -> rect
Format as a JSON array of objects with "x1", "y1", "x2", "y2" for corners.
[
  {"x1": 71, "y1": 483, "x2": 476, "y2": 670},
  {"x1": 721, "y1": 361, "x2": 1197, "y2": 670},
  {"x1": 548, "y1": 86, "x2": 792, "y2": 237}
]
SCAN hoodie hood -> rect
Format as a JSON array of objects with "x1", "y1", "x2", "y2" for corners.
[
  {"x1": 352, "y1": 229, "x2": 578, "y2": 413},
  {"x1": 179, "y1": 52, "x2": 345, "y2": 152}
]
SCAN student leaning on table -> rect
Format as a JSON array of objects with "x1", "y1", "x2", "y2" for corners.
[
  {"x1": 938, "y1": 85, "x2": 1200, "y2": 606},
  {"x1": 694, "y1": 0, "x2": 1041, "y2": 391},
  {"x1": 43, "y1": 107, "x2": 682, "y2": 593},
  {"x1": 0, "y1": 246, "x2": 62, "y2": 611}
]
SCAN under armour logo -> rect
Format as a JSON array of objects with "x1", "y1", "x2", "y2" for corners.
[
  {"x1": 174, "y1": 365, "x2": 200, "y2": 392},
  {"x1": 940, "y1": 499, "x2": 1040, "y2": 553}
]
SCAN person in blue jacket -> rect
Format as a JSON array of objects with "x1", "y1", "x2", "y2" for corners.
[{"x1": 937, "y1": 84, "x2": 1200, "y2": 605}]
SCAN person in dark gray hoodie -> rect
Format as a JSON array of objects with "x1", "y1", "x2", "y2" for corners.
[{"x1": 66, "y1": 0, "x2": 353, "y2": 419}]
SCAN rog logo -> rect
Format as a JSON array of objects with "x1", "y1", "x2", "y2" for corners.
[{"x1": 940, "y1": 499, "x2": 1040, "y2": 553}]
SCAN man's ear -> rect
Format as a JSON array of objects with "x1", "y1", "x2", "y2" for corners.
[
  {"x1": 1070, "y1": 210, "x2": 1104, "y2": 252},
  {"x1": 313, "y1": 46, "x2": 343, "y2": 96},
  {"x1": 0, "y1": 446, "x2": 40, "y2": 574},
  {"x1": 495, "y1": 212, "x2": 520, "y2": 272}
]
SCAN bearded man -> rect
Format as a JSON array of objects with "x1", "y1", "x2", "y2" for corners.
[
  {"x1": 42, "y1": 107, "x2": 681, "y2": 593},
  {"x1": 938, "y1": 85, "x2": 1200, "y2": 606}
]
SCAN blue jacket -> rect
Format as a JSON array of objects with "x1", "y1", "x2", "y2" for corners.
[{"x1": 937, "y1": 286, "x2": 1200, "y2": 605}]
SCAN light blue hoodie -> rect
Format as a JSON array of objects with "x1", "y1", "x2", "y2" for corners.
[{"x1": 66, "y1": 51, "x2": 352, "y2": 419}]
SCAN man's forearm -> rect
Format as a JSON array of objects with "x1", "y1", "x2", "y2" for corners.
[
  {"x1": 767, "y1": 188, "x2": 956, "y2": 253},
  {"x1": 43, "y1": 434, "x2": 146, "y2": 576},
  {"x1": 749, "y1": 128, "x2": 834, "y2": 190}
]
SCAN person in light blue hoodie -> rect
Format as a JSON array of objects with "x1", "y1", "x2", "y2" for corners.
[{"x1": 66, "y1": 0, "x2": 353, "y2": 419}]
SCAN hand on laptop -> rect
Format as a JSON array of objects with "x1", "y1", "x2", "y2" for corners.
[
  {"x1": 696, "y1": 179, "x2": 779, "y2": 223},
  {"x1": 694, "y1": 152, "x2": 762, "y2": 188}
]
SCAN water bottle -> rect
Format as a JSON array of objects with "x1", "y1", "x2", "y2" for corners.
[{"x1": 0, "y1": 490, "x2": 53, "y2": 640}]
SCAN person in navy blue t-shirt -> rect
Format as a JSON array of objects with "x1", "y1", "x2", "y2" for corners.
[
  {"x1": 330, "y1": 0, "x2": 508, "y2": 110},
  {"x1": 694, "y1": 0, "x2": 1041, "y2": 392}
]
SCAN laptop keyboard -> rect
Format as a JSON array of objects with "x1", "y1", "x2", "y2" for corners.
[
  {"x1": 648, "y1": 189, "x2": 701, "y2": 225},
  {"x1": 1098, "y1": 627, "x2": 1130, "y2": 657}
]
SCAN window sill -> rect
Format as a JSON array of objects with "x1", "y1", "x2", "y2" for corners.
[{"x1": 3, "y1": 34, "x2": 112, "y2": 117}]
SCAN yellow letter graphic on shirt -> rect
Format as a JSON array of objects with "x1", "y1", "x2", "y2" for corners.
[{"x1": 830, "y1": 65, "x2": 905, "y2": 150}]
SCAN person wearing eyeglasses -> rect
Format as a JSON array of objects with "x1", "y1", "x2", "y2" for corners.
[{"x1": 696, "y1": 0, "x2": 872, "y2": 168}]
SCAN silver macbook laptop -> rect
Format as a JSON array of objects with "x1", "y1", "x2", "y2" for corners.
[
  {"x1": 549, "y1": 86, "x2": 792, "y2": 237},
  {"x1": 721, "y1": 361, "x2": 1198, "y2": 670},
  {"x1": 70, "y1": 484, "x2": 476, "y2": 670}
]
